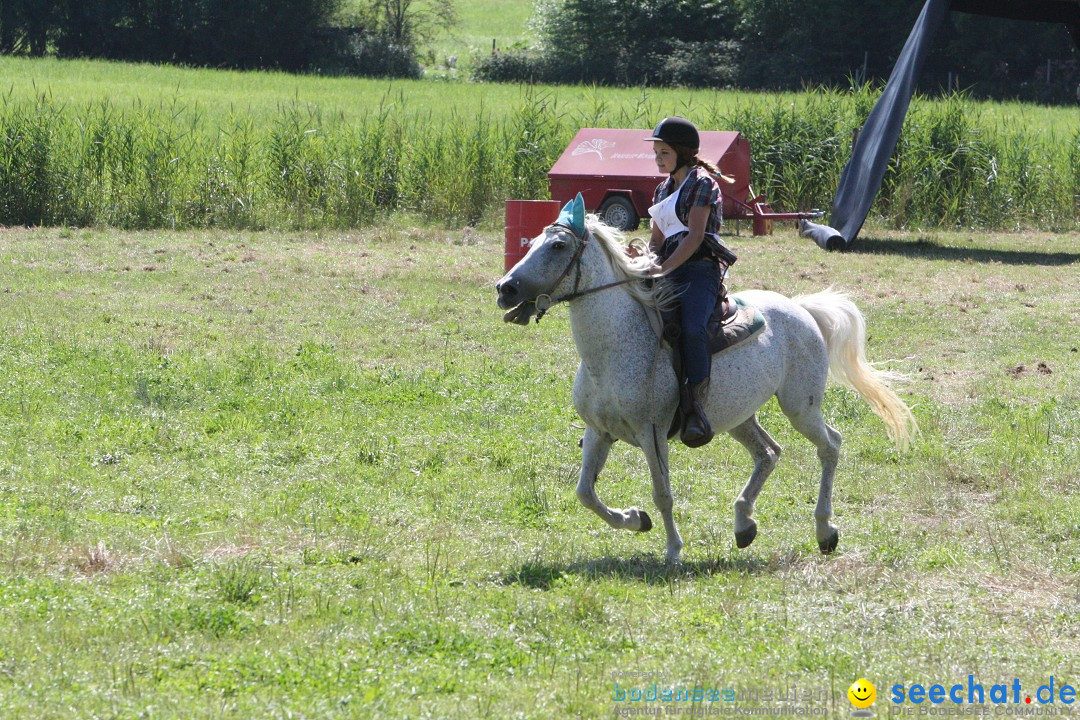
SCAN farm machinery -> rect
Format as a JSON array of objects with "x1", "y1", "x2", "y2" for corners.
[
  {"x1": 547, "y1": 128, "x2": 841, "y2": 247},
  {"x1": 504, "y1": 127, "x2": 843, "y2": 270}
]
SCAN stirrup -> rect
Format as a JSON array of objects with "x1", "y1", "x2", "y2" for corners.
[{"x1": 681, "y1": 413, "x2": 714, "y2": 448}]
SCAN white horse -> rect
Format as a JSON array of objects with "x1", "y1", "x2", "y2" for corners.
[{"x1": 496, "y1": 214, "x2": 916, "y2": 564}]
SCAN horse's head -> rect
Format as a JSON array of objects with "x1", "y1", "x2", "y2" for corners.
[
  {"x1": 497, "y1": 194, "x2": 660, "y2": 324},
  {"x1": 496, "y1": 222, "x2": 585, "y2": 325},
  {"x1": 497, "y1": 193, "x2": 592, "y2": 324}
]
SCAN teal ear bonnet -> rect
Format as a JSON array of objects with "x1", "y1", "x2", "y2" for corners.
[{"x1": 555, "y1": 193, "x2": 586, "y2": 237}]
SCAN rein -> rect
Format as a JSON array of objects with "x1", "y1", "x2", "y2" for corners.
[{"x1": 531, "y1": 224, "x2": 642, "y2": 322}]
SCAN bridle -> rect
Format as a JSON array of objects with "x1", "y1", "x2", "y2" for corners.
[{"x1": 530, "y1": 223, "x2": 642, "y2": 322}]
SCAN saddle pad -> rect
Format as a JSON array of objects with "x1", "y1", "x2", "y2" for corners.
[{"x1": 707, "y1": 296, "x2": 765, "y2": 355}]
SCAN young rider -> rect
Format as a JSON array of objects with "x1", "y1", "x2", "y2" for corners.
[{"x1": 643, "y1": 116, "x2": 735, "y2": 448}]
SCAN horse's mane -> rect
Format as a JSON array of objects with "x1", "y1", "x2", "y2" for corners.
[{"x1": 585, "y1": 215, "x2": 670, "y2": 309}]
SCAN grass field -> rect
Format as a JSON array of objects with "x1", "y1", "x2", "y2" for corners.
[
  {"x1": 434, "y1": 0, "x2": 535, "y2": 63},
  {"x1": 0, "y1": 221, "x2": 1076, "y2": 718},
  {"x1": 2, "y1": 55, "x2": 1077, "y2": 137}
]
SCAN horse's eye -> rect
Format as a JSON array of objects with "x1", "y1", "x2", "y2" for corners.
[{"x1": 552, "y1": 239, "x2": 567, "y2": 250}]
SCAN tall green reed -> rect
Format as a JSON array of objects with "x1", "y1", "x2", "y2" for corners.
[
  {"x1": 0, "y1": 88, "x2": 1073, "y2": 232},
  {"x1": 0, "y1": 94, "x2": 59, "y2": 226},
  {"x1": 194, "y1": 114, "x2": 260, "y2": 228}
]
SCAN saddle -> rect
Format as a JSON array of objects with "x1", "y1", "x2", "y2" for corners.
[
  {"x1": 661, "y1": 285, "x2": 766, "y2": 440},
  {"x1": 660, "y1": 288, "x2": 765, "y2": 358}
]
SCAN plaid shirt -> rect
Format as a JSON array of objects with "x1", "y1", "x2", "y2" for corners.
[{"x1": 653, "y1": 167, "x2": 723, "y2": 236}]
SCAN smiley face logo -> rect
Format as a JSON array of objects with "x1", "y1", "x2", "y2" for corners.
[{"x1": 848, "y1": 678, "x2": 876, "y2": 709}]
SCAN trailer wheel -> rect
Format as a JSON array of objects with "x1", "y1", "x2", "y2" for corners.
[{"x1": 598, "y1": 197, "x2": 639, "y2": 231}]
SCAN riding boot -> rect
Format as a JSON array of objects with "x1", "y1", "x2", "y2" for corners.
[{"x1": 681, "y1": 379, "x2": 714, "y2": 448}]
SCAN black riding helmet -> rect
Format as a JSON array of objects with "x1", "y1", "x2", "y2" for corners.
[{"x1": 643, "y1": 116, "x2": 699, "y2": 151}]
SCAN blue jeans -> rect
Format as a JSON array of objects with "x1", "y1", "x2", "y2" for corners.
[{"x1": 667, "y1": 260, "x2": 720, "y2": 385}]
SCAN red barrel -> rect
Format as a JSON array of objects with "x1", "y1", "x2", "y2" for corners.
[{"x1": 504, "y1": 200, "x2": 561, "y2": 272}]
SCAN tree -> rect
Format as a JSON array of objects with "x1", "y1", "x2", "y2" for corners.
[
  {"x1": 735, "y1": 0, "x2": 920, "y2": 89},
  {"x1": 10, "y1": 0, "x2": 344, "y2": 71},
  {"x1": 369, "y1": 0, "x2": 455, "y2": 48},
  {"x1": 0, "y1": 0, "x2": 62, "y2": 55},
  {"x1": 734, "y1": 0, "x2": 1077, "y2": 99},
  {"x1": 192, "y1": 0, "x2": 343, "y2": 69},
  {"x1": 529, "y1": 0, "x2": 739, "y2": 87}
]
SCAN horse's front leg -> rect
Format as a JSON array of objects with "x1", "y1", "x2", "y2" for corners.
[
  {"x1": 639, "y1": 424, "x2": 683, "y2": 564},
  {"x1": 576, "y1": 425, "x2": 652, "y2": 533}
]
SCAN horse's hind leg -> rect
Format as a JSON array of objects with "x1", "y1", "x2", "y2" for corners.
[
  {"x1": 576, "y1": 425, "x2": 652, "y2": 534},
  {"x1": 777, "y1": 398, "x2": 842, "y2": 554},
  {"x1": 727, "y1": 416, "x2": 782, "y2": 549}
]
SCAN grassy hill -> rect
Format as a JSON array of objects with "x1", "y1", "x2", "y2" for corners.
[{"x1": 437, "y1": 0, "x2": 535, "y2": 62}]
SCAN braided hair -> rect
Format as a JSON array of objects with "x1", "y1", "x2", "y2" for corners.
[{"x1": 670, "y1": 144, "x2": 732, "y2": 184}]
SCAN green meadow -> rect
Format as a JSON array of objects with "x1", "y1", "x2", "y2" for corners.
[
  {"x1": 3, "y1": 55, "x2": 1076, "y2": 137},
  {"x1": 435, "y1": 0, "x2": 536, "y2": 61},
  {"x1": 0, "y1": 221, "x2": 1076, "y2": 718},
  {"x1": 0, "y1": 51, "x2": 1076, "y2": 716}
]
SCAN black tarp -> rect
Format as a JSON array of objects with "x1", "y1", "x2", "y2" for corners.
[
  {"x1": 828, "y1": 0, "x2": 952, "y2": 247},
  {"x1": 810, "y1": 0, "x2": 1080, "y2": 250}
]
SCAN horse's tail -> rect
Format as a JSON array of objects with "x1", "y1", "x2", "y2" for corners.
[{"x1": 794, "y1": 289, "x2": 918, "y2": 450}]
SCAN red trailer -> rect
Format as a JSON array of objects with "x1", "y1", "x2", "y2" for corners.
[{"x1": 547, "y1": 128, "x2": 823, "y2": 234}]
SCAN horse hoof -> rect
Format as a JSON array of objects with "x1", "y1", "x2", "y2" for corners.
[
  {"x1": 638, "y1": 510, "x2": 653, "y2": 532},
  {"x1": 735, "y1": 523, "x2": 757, "y2": 549},
  {"x1": 818, "y1": 530, "x2": 839, "y2": 555}
]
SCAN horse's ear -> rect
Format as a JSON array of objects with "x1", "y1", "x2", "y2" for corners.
[{"x1": 556, "y1": 194, "x2": 586, "y2": 237}]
